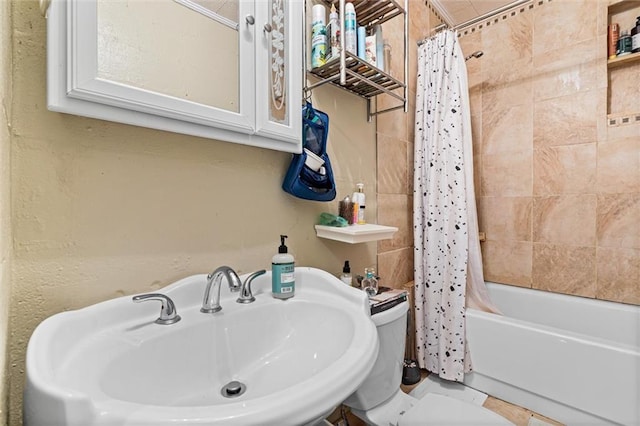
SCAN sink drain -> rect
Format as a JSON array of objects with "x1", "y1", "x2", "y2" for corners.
[{"x1": 221, "y1": 380, "x2": 246, "y2": 398}]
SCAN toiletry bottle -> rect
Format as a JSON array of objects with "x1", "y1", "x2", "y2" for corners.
[
  {"x1": 373, "y1": 25, "x2": 384, "y2": 70},
  {"x1": 361, "y1": 267, "x2": 378, "y2": 297},
  {"x1": 355, "y1": 183, "x2": 366, "y2": 224},
  {"x1": 632, "y1": 17, "x2": 640, "y2": 53},
  {"x1": 617, "y1": 30, "x2": 632, "y2": 56},
  {"x1": 328, "y1": 4, "x2": 340, "y2": 61},
  {"x1": 351, "y1": 199, "x2": 359, "y2": 225},
  {"x1": 311, "y1": 4, "x2": 327, "y2": 68},
  {"x1": 351, "y1": 184, "x2": 361, "y2": 225},
  {"x1": 339, "y1": 195, "x2": 353, "y2": 224},
  {"x1": 340, "y1": 261, "x2": 353, "y2": 286},
  {"x1": 609, "y1": 23, "x2": 619, "y2": 59},
  {"x1": 344, "y1": 1, "x2": 357, "y2": 54},
  {"x1": 272, "y1": 235, "x2": 295, "y2": 299},
  {"x1": 383, "y1": 39, "x2": 392, "y2": 74},
  {"x1": 365, "y1": 34, "x2": 377, "y2": 66},
  {"x1": 357, "y1": 26, "x2": 367, "y2": 59}
]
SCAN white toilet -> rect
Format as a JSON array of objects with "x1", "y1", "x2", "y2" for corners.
[{"x1": 343, "y1": 300, "x2": 514, "y2": 425}]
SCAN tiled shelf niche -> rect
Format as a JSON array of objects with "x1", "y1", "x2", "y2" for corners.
[
  {"x1": 606, "y1": 0, "x2": 640, "y2": 124},
  {"x1": 607, "y1": 50, "x2": 640, "y2": 68}
]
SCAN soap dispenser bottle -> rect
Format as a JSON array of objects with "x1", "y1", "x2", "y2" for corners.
[{"x1": 272, "y1": 235, "x2": 295, "y2": 299}]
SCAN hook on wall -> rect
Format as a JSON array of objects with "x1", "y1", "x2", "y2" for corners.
[{"x1": 303, "y1": 86, "x2": 313, "y2": 104}]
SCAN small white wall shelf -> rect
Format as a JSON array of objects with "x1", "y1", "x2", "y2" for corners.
[{"x1": 315, "y1": 224, "x2": 398, "y2": 244}]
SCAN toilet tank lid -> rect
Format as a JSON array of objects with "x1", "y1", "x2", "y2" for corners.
[{"x1": 371, "y1": 300, "x2": 408, "y2": 326}]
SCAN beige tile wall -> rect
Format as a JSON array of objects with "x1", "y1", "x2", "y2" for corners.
[
  {"x1": 376, "y1": 0, "x2": 443, "y2": 288},
  {"x1": 378, "y1": 0, "x2": 639, "y2": 306},
  {"x1": 458, "y1": 0, "x2": 639, "y2": 305}
]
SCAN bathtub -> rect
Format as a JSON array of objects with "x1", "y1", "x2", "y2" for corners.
[{"x1": 464, "y1": 282, "x2": 640, "y2": 425}]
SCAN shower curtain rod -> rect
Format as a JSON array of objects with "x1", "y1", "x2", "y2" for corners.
[{"x1": 417, "y1": 0, "x2": 532, "y2": 46}]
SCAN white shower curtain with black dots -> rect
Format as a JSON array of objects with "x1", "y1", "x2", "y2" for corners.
[{"x1": 413, "y1": 29, "x2": 492, "y2": 383}]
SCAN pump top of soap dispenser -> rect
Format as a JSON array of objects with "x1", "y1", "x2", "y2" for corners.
[
  {"x1": 278, "y1": 235, "x2": 289, "y2": 253},
  {"x1": 356, "y1": 183, "x2": 364, "y2": 192},
  {"x1": 343, "y1": 260, "x2": 351, "y2": 273}
]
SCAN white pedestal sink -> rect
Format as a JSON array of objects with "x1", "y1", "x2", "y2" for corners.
[{"x1": 24, "y1": 267, "x2": 379, "y2": 425}]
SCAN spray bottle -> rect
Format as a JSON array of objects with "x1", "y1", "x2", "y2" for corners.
[
  {"x1": 311, "y1": 4, "x2": 327, "y2": 68},
  {"x1": 344, "y1": 1, "x2": 357, "y2": 54},
  {"x1": 328, "y1": 4, "x2": 340, "y2": 61}
]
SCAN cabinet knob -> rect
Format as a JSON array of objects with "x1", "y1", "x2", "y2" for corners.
[
  {"x1": 245, "y1": 15, "x2": 255, "y2": 25},
  {"x1": 263, "y1": 23, "x2": 273, "y2": 33}
]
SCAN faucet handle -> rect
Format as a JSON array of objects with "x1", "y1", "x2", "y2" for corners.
[
  {"x1": 132, "y1": 293, "x2": 181, "y2": 325},
  {"x1": 237, "y1": 270, "x2": 266, "y2": 304}
]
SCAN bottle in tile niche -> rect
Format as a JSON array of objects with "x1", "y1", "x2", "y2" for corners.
[
  {"x1": 617, "y1": 30, "x2": 633, "y2": 56},
  {"x1": 608, "y1": 23, "x2": 619, "y2": 59},
  {"x1": 272, "y1": 235, "x2": 295, "y2": 299},
  {"x1": 632, "y1": 17, "x2": 640, "y2": 53}
]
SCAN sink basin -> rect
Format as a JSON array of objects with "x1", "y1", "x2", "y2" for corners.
[{"x1": 24, "y1": 267, "x2": 379, "y2": 425}]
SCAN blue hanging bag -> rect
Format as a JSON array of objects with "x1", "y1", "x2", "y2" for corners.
[{"x1": 282, "y1": 102, "x2": 336, "y2": 201}]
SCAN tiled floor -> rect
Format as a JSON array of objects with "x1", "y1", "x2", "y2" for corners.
[{"x1": 329, "y1": 370, "x2": 565, "y2": 426}]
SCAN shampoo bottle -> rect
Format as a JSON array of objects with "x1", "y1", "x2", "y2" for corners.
[{"x1": 272, "y1": 235, "x2": 295, "y2": 299}]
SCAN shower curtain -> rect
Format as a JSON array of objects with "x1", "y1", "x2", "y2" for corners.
[{"x1": 413, "y1": 29, "x2": 497, "y2": 383}]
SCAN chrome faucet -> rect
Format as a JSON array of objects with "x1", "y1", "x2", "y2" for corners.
[
  {"x1": 237, "y1": 269, "x2": 266, "y2": 304},
  {"x1": 201, "y1": 266, "x2": 242, "y2": 313},
  {"x1": 132, "y1": 293, "x2": 181, "y2": 325}
]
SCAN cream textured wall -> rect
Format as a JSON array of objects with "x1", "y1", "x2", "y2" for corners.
[
  {"x1": 458, "y1": 0, "x2": 639, "y2": 305},
  {"x1": 6, "y1": 1, "x2": 377, "y2": 423},
  {"x1": 0, "y1": 0, "x2": 12, "y2": 423}
]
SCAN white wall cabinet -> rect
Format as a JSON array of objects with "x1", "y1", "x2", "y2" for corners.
[{"x1": 46, "y1": 0, "x2": 303, "y2": 153}]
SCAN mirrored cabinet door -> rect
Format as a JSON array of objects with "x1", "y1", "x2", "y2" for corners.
[
  {"x1": 254, "y1": 0, "x2": 302, "y2": 144},
  {"x1": 47, "y1": 0, "x2": 302, "y2": 153}
]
